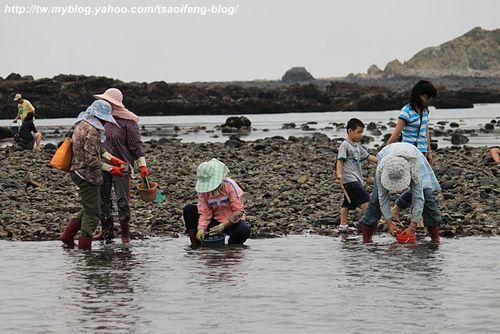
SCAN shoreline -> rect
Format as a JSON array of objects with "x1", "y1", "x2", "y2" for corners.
[{"x1": 0, "y1": 135, "x2": 498, "y2": 242}]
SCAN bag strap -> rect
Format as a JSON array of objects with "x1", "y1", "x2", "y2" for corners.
[{"x1": 414, "y1": 109, "x2": 424, "y2": 147}]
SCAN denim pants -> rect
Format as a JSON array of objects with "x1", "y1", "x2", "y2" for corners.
[
  {"x1": 395, "y1": 189, "x2": 442, "y2": 227},
  {"x1": 183, "y1": 204, "x2": 251, "y2": 244},
  {"x1": 359, "y1": 180, "x2": 442, "y2": 228},
  {"x1": 71, "y1": 172, "x2": 101, "y2": 238},
  {"x1": 100, "y1": 172, "x2": 131, "y2": 224}
]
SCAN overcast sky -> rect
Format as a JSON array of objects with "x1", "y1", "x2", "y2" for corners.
[{"x1": 1, "y1": 0, "x2": 499, "y2": 83}]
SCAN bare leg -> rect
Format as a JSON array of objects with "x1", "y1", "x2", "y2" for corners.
[
  {"x1": 340, "y1": 207, "x2": 349, "y2": 226},
  {"x1": 490, "y1": 147, "x2": 500, "y2": 163},
  {"x1": 33, "y1": 132, "x2": 42, "y2": 149}
]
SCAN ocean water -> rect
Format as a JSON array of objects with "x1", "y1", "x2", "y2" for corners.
[
  {"x1": 1, "y1": 235, "x2": 499, "y2": 334},
  {"x1": 1, "y1": 104, "x2": 499, "y2": 147}
]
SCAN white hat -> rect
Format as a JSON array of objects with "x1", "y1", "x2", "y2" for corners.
[
  {"x1": 13, "y1": 94, "x2": 22, "y2": 101},
  {"x1": 380, "y1": 156, "x2": 411, "y2": 193}
]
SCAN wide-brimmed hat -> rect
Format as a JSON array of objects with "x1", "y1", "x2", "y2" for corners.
[
  {"x1": 195, "y1": 158, "x2": 229, "y2": 193},
  {"x1": 380, "y1": 156, "x2": 411, "y2": 193},
  {"x1": 13, "y1": 93, "x2": 22, "y2": 101},
  {"x1": 93, "y1": 88, "x2": 125, "y2": 108},
  {"x1": 86, "y1": 100, "x2": 117, "y2": 125}
]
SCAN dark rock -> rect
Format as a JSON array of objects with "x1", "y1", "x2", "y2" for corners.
[
  {"x1": 281, "y1": 67, "x2": 314, "y2": 83},
  {"x1": 443, "y1": 193, "x2": 455, "y2": 200},
  {"x1": 360, "y1": 135, "x2": 374, "y2": 144},
  {"x1": 6, "y1": 73, "x2": 22, "y2": 80},
  {"x1": 282, "y1": 123, "x2": 296, "y2": 129},
  {"x1": 449, "y1": 122, "x2": 460, "y2": 128},
  {"x1": 366, "y1": 122, "x2": 377, "y2": 130},
  {"x1": 440, "y1": 181, "x2": 455, "y2": 190},
  {"x1": 225, "y1": 135, "x2": 245, "y2": 148},
  {"x1": 451, "y1": 133, "x2": 469, "y2": 145},
  {"x1": 0, "y1": 127, "x2": 12, "y2": 140},
  {"x1": 223, "y1": 116, "x2": 251, "y2": 129},
  {"x1": 484, "y1": 123, "x2": 494, "y2": 131},
  {"x1": 44, "y1": 143, "x2": 57, "y2": 151}
]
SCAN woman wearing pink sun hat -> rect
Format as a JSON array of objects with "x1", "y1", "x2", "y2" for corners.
[{"x1": 92, "y1": 87, "x2": 149, "y2": 243}]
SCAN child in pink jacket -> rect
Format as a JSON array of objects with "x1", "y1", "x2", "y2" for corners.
[{"x1": 183, "y1": 158, "x2": 250, "y2": 247}]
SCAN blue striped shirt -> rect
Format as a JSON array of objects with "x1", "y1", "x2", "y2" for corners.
[{"x1": 399, "y1": 104, "x2": 429, "y2": 153}]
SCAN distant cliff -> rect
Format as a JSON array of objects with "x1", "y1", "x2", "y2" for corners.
[
  {"x1": 1, "y1": 72, "x2": 500, "y2": 120},
  {"x1": 370, "y1": 27, "x2": 500, "y2": 77}
]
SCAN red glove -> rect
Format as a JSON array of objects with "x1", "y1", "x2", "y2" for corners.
[
  {"x1": 110, "y1": 166, "x2": 126, "y2": 177},
  {"x1": 110, "y1": 156, "x2": 126, "y2": 166},
  {"x1": 139, "y1": 166, "x2": 149, "y2": 178}
]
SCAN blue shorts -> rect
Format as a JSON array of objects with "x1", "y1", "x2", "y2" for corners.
[{"x1": 341, "y1": 181, "x2": 370, "y2": 210}]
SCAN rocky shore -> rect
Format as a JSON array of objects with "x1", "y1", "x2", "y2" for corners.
[
  {"x1": 1, "y1": 73, "x2": 500, "y2": 123},
  {"x1": 0, "y1": 135, "x2": 498, "y2": 242}
]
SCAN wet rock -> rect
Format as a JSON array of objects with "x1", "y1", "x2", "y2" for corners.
[
  {"x1": 0, "y1": 139, "x2": 499, "y2": 241},
  {"x1": 282, "y1": 123, "x2": 296, "y2": 129},
  {"x1": 451, "y1": 133, "x2": 469, "y2": 145},
  {"x1": 450, "y1": 122, "x2": 460, "y2": 128},
  {"x1": 484, "y1": 123, "x2": 494, "y2": 131},
  {"x1": 223, "y1": 116, "x2": 251, "y2": 129},
  {"x1": 366, "y1": 122, "x2": 377, "y2": 130},
  {"x1": 440, "y1": 181, "x2": 455, "y2": 190}
]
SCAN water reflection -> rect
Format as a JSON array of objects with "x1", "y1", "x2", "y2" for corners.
[
  {"x1": 186, "y1": 245, "x2": 248, "y2": 287},
  {"x1": 60, "y1": 245, "x2": 149, "y2": 333}
]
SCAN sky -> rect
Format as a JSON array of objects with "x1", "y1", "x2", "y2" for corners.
[{"x1": 1, "y1": 0, "x2": 499, "y2": 83}]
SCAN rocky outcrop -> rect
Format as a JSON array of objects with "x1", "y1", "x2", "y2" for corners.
[
  {"x1": 282, "y1": 67, "x2": 314, "y2": 83},
  {"x1": 376, "y1": 27, "x2": 500, "y2": 77},
  {"x1": 2, "y1": 73, "x2": 500, "y2": 119},
  {"x1": 367, "y1": 64, "x2": 383, "y2": 76}
]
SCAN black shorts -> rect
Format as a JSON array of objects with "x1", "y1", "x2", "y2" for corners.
[{"x1": 341, "y1": 181, "x2": 370, "y2": 210}]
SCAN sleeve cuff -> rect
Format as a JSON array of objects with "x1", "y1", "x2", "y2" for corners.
[
  {"x1": 137, "y1": 156, "x2": 147, "y2": 167},
  {"x1": 102, "y1": 151, "x2": 112, "y2": 160},
  {"x1": 101, "y1": 163, "x2": 112, "y2": 172}
]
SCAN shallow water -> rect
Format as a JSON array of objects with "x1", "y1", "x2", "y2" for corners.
[
  {"x1": 1, "y1": 235, "x2": 499, "y2": 334},
  {"x1": 1, "y1": 104, "x2": 499, "y2": 148}
]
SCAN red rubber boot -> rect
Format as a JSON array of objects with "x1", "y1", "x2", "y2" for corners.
[
  {"x1": 60, "y1": 218, "x2": 81, "y2": 248},
  {"x1": 362, "y1": 224, "x2": 375, "y2": 243},
  {"x1": 427, "y1": 226, "x2": 440, "y2": 243}
]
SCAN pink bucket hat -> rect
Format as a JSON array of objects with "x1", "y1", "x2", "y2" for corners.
[{"x1": 93, "y1": 88, "x2": 125, "y2": 108}]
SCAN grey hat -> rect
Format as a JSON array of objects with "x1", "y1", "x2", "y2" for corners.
[{"x1": 381, "y1": 156, "x2": 411, "y2": 193}]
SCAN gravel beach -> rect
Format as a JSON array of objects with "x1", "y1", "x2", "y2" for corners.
[{"x1": 0, "y1": 135, "x2": 498, "y2": 242}]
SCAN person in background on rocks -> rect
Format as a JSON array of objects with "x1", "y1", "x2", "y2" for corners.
[
  {"x1": 13, "y1": 93, "x2": 36, "y2": 121},
  {"x1": 385, "y1": 80, "x2": 437, "y2": 225},
  {"x1": 488, "y1": 146, "x2": 500, "y2": 163},
  {"x1": 335, "y1": 118, "x2": 377, "y2": 232},
  {"x1": 182, "y1": 158, "x2": 250, "y2": 248},
  {"x1": 60, "y1": 100, "x2": 127, "y2": 250},
  {"x1": 92, "y1": 88, "x2": 149, "y2": 244},
  {"x1": 358, "y1": 142, "x2": 442, "y2": 243},
  {"x1": 13, "y1": 111, "x2": 42, "y2": 150}
]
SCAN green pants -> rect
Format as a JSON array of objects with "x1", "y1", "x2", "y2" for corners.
[{"x1": 71, "y1": 172, "x2": 101, "y2": 238}]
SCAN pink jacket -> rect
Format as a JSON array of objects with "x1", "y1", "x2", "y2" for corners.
[{"x1": 197, "y1": 177, "x2": 245, "y2": 230}]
